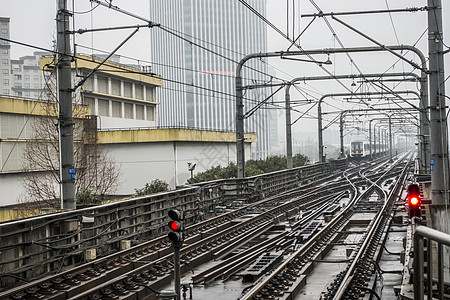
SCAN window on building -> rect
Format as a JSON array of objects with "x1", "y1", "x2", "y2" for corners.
[
  {"x1": 3, "y1": 79, "x2": 8, "y2": 86},
  {"x1": 2, "y1": 49, "x2": 8, "y2": 55},
  {"x1": 2, "y1": 59, "x2": 8, "y2": 66},
  {"x1": 33, "y1": 75, "x2": 39, "y2": 81},
  {"x1": 146, "y1": 105, "x2": 155, "y2": 121},
  {"x1": 135, "y1": 85, "x2": 143, "y2": 99},
  {"x1": 1, "y1": 29, "x2": 7, "y2": 35},
  {"x1": 3, "y1": 89, "x2": 9, "y2": 95},
  {"x1": 14, "y1": 83, "x2": 22, "y2": 88},
  {"x1": 81, "y1": 77, "x2": 92, "y2": 91},
  {"x1": 34, "y1": 83, "x2": 39, "y2": 89},
  {"x1": 124, "y1": 103, "x2": 133, "y2": 119},
  {"x1": 146, "y1": 86, "x2": 154, "y2": 101},
  {"x1": 123, "y1": 82, "x2": 132, "y2": 98},
  {"x1": 112, "y1": 101, "x2": 121, "y2": 118},
  {"x1": 111, "y1": 78, "x2": 120, "y2": 96},
  {"x1": 2, "y1": 69, "x2": 8, "y2": 75},
  {"x1": 14, "y1": 74, "x2": 21, "y2": 80},
  {"x1": 98, "y1": 99, "x2": 109, "y2": 116},
  {"x1": 97, "y1": 75, "x2": 108, "y2": 94},
  {"x1": 34, "y1": 91, "x2": 39, "y2": 97},
  {"x1": 0, "y1": 40, "x2": 8, "y2": 45},
  {"x1": 15, "y1": 91, "x2": 21, "y2": 96},
  {"x1": 136, "y1": 104, "x2": 144, "y2": 120},
  {"x1": 25, "y1": 91, "x2": 30, "y2": 97},
  {"x1": 83, "y1": 96, "x2": 95, "y2": 113},
  {"x1": 24, "y1": 83, "x2": 30, "y2": 88},
  {"x1": 24, "y1": 75, "x2": 30, "y2": 80}
]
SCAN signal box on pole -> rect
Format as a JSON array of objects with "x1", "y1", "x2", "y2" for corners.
[
  {"x1": 168, "y1": 209, "x2": 184, "y2": 243},
  {"x1": 406, "y1": 183, "x2": 421, "y2": 218}
]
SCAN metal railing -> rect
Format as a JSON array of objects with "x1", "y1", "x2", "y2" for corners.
[{"x1": 414, "y1": 225, "x2": 450, "y2": 299}]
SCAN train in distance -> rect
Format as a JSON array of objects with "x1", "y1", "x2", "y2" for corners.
[{"x1": 349, "y1": 141, "x2": 370, "y2": 158}]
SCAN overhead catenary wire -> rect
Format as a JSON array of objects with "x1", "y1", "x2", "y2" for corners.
[
  {"x1": 0, "y1": 36, "x2": 288, "y2": 112},
  {"x1": 238, "y1": 0, "x2": 383, "y2": 121},
  {"x1": 302, "y1": 0, "x2": 436, "y2": 122},
  {"x1": 89, "y1": 0, "x2": 289, "y2": 85}
]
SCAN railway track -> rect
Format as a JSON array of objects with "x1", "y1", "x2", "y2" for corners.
[
  {"x1": 238, "y1": 154, "x2": 411, "y2": 300},
  {"x1": 0, "y1": 155, "x2": 411, "y2": 300}
]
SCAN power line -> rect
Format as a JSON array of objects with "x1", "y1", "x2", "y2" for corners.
[
  {"x1": 1, "y1": 36, "x2": 293, "y2": 128},
  {"x1": 384, "y1": 0, "x2": 401, "y2": 45}
]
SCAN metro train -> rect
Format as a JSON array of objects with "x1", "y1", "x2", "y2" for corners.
[{"x1": 349, "y1": 141, "x2": 370, "y2": 157}]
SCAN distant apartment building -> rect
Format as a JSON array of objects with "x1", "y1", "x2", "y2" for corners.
[
  {"x1": 0, "y1": 17, "x2": 11, "y2": 96},
  {"x1": 0, "y1": 17, "x2": 50, "y2": 99},
  {"x1": 10, "y1": 52, "x2": 49, "y2": 98},
  {"x1": 149, "y1": 0, "x2": 271, "y2": 159}
]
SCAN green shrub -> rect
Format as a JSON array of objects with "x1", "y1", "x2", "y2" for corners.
[
  {"x1": 135, "y1": 179, "x2": 169, "y2": 196},
  {"x1": 188, "y1": 153, "x2": 310, "y2": 184},
  {"x1": 76, "y1": 188, "x2": 101, "y2": 206}
]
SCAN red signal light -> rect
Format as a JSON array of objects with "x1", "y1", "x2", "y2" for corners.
[
  {"x1": 169, "y1": 221, "x2": 180, "y2": 231},
  {"x1": 409, "y1": 196, "x2": 419, "y2": 206},
  {"x1": 406, "y1": 183, "x2": 421, "y2": 218},
  {"x1": 167, "y1": 209, "x2": 184, "y2": 243}
]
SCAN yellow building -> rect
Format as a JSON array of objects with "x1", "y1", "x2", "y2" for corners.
[{"x1": 0, "y1": 54, "x2": 256, "y2": 209}]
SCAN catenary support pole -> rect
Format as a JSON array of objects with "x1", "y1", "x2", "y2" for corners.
[
  {"x1": 389, "y1": 115, "x2": 393, "y2": 161},
  {"x1": 57, "y1": 0, "x2": 76, "y2": 209},
  {"x1": 317, "y1": 91, "x2": 419, "y2": 162},
  {"x1": 285, "y1": 85, "x2": 293, "y2": 168},
  {"x1": 237, "y1": 46, "x2": 428, "y2": 177},
  {"x1": 283, "y1": 67, "x2": 427, "y2": 168},
  {"x1": 339, "y1": 112, "x2": 345, "y2": 158},
  {"x1": 285, "y1": 72, "x2": 419, "y2": 165},
  {"x1": 428, "y1": 0, "x2": 449, "y2": 204}
]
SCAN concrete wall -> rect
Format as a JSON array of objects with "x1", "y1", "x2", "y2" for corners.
[
  {"x1": 0, "y1": 141, "x2": 251, "y2": 206},
  {"x1": 104, "y1": 141, "x2": 250, "y2": 193},
  {"x1": 0, "y1": 173, "x2": 24, "y2": 205}
]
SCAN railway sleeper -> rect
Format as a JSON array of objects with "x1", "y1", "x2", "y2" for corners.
[{"x1": 239, "y1": 251, "x2": 284, "y2": 283}]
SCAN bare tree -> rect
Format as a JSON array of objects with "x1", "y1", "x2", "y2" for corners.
[{"x1": 19, "y1": 65, "x2": 121, "y2": 210}]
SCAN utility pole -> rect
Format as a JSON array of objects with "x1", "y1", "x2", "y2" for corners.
[
  {"x1": 428, "y1": 0, "x2": 449, "y2": 204},
  {"x1": 56, "y1": 0, "x2": 76, "y2": 209},
  {"x1": 389, "y1": 115, "x2": 392, "y2": 161},
  {"x1": 339, "y1": 112, "x2": 345, "y2": 158},
  {"x1": 285, "y1": 84, "x2": 293, "y2": 168}
]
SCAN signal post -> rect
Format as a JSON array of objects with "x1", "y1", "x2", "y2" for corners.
[{"x1": 168, "y1": 210, "x2": 184, "y2": 299}]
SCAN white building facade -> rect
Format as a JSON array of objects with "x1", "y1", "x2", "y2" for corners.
[{"x1": 149, "y1": 0, "x2": 271, "y2": 159}]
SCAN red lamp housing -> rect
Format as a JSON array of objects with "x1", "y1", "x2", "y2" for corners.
[{"x1": 406, "y1": 183, "x2": 421, "y2": 218}]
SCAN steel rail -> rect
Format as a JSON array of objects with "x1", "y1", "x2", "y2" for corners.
[
  {"x1": 331, "y1": 154, "x2": 411, "y2": 299},
  {"x1": 194, "y1": 191, "x2": 348, "y2": 284},
  {"x1": 0, "y1": 166, "x2": 347, "y2": 298},
  {"x1": 239, "y1": 158, "x2": 406, "y2": 300},
  {"x1": 2, "y1": 170, "x2": 354, "y2": 300},
  {"x1": 69, "y1": 182, "x2": 355, "y2": 299},
  {"x1": 238, "y1": 162, "x2": 373, "y2": 299}
]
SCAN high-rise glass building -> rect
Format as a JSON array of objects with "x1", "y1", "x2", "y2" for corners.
[{"x1": 149, "y1": 0, "x2": 271, "y2": 159}]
